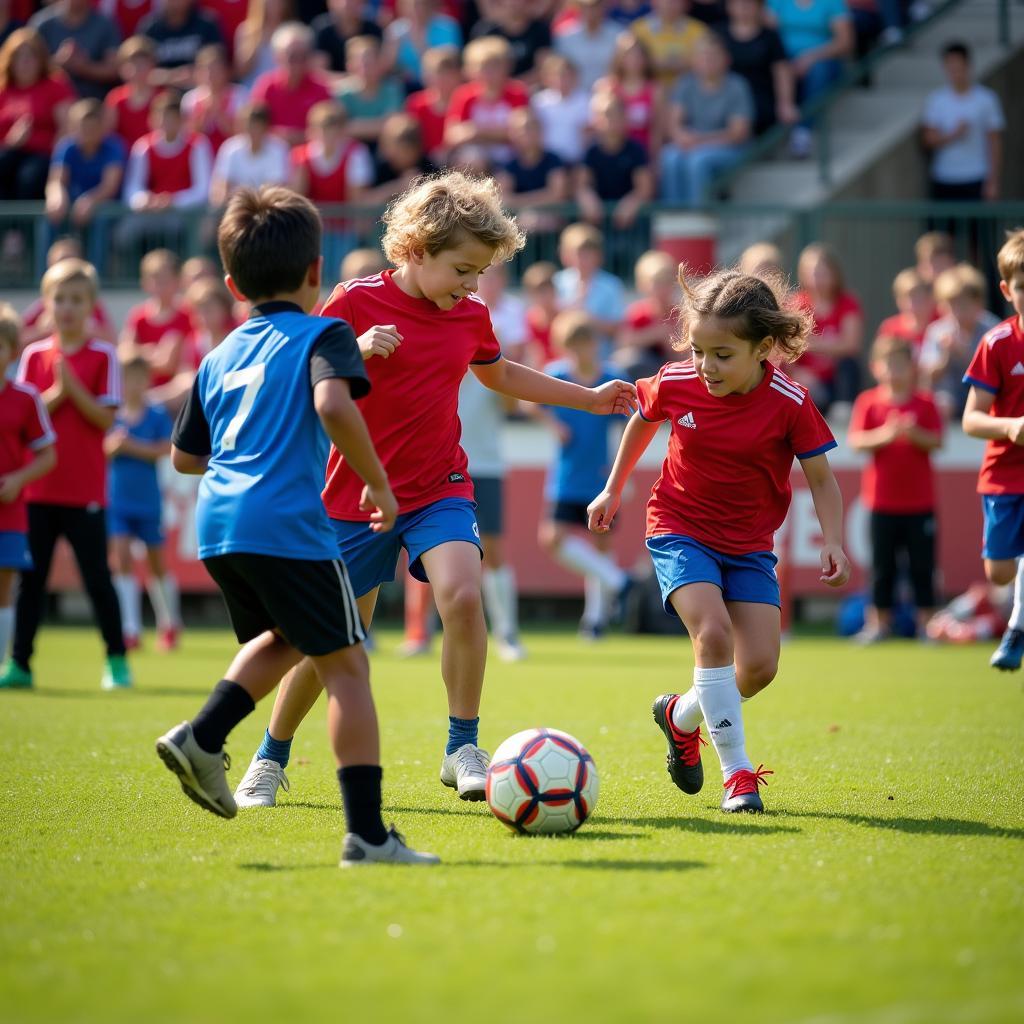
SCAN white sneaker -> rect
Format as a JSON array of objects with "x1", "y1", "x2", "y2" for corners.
[
  {"x1": 495, "y1": 637, "x2": 527, "y2": 662},
  {"x1": 439, "y1": 743, "x2": 489, "y2": 801},
  {"x1": 155, "y1": 721, "x2": 236, "y2": 818},
  {"x1": 234, "y1": 755, "x2": 290, "y2": 808},
  {"x1": 340, "y1": 826, "x2": 441, "y2": 867}
]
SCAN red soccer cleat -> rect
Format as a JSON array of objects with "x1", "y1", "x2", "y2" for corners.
[
  {"x1": 721, "y1": 765, "x2": 773, "y2": 813},
  {"x1": 123, "y1": 634, "x2": 140, "y2": 652},
  {"x1": 652, "y1": 694, "x2": 707, "y2": 794},
  {"x1": 157, "y1": 627, "x2": 180, "y2": 652}
]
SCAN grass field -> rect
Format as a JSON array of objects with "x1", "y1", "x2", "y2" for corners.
[{"x1": 3, "y1": 626, "x2": 1023, "y2": 1024}]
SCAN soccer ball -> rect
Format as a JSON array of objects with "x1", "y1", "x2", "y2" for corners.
[{"x1": 485, "y1": 728, "x2": 599, "y2": 834}]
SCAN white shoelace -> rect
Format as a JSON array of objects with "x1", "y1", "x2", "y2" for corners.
[
  {"x1": 455, "y1": 745, "x2": 490, "y2": 779},
  {"x1": 242, "y1": 759, "x2": 290, "y2": 797}
]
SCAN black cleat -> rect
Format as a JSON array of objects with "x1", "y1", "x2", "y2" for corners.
[
  {"x1": 652, "y1": 694, "x2": 706, "y2": 795},
  {"x1": 721, "y1": 765, "x2": 772, "y2": 813}
]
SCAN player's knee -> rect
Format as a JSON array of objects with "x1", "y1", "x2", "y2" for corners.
[
  {"x1": 986, "y1": 560, "x2": 1017, "y2": 586},
  {"x1": 691, "y1": 619, "x2": 733, "y2": 665},
  {"x1": 436, "y1": 581, "x2": 483, "y2": 625}
]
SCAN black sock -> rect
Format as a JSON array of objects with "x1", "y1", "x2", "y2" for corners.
[
  {"x1": 337, "y1": 765, "x2": 387, "y2": 845},
  {"x1": 191, "y1": 680, "x2": 256, "y2": 754}
]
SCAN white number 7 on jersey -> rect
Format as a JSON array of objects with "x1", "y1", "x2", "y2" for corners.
[{"x1": 221, "y1": 363, "x2": 266, "y2": 451}]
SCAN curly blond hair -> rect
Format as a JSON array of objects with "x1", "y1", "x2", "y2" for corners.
[{"x1": 381, "y1": 171, "x2": 525, "y2": 267}]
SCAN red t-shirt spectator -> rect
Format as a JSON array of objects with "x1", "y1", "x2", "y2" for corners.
[
  {"x1": 98, "y1": 0, "x2": 155, "y2": 39},
  {"x1": 16, "y1": 338, "x2": 121, "y2": 508},
  {"x1": 124, "y1": 302, "x2": 197, "y2": 387},
  {"x1": 0, "y1": 380, "x2": 56, "y2": 532},
  {"x1": 849, "y1": 387, "x2": 943, "y2": 514},
  {"x1": 612, "y1": 81, "x2": 657, "y2": 151},
  {"x1": 250, "y1": 68, "x2": 331, "y2": 138},
  {"x1": 796, "y1": 290, "x2": 862, "y2": 384},
  {"x1": 445, "y1": 79, "x2": 529, "y2": 159},
  {"x1": 0, "y1": 72, "x2": 75, "y2": 155},
  {"x1": 876, "y1": 311, "x2": 939, "y2": 351},
  {"x1": 105, "y1": 85, "x2": 158, "y2": 149},
  {"x1": 405, "y1": 88, "x2": 447, "y2": 159},
  {"x1": 199, "y1": 0, "x2": 248, "y2": 57},
  {"x1": 525, "y1": 306, "x2": 554, "y2": 365}
]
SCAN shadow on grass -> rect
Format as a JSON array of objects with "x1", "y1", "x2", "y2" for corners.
[
  {"x1": 27, "y1": 686, "x2": 215, "y2": 699},
  {"x1": 591, "y1": 814, "x2": 801, "y2": 836},
  {"x1": 282, "y1": 802, "x2": 482, "y2": 816},
  {"x1": 238, "y1": 858, "x2": 704, "y2": 873},
  {"x1": 775, "y1": 809, "x2": 1024, "y2": 840}
]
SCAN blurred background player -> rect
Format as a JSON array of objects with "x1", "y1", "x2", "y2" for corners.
[
  {"x1": 105, "y1": 354, "x2": 181, "y2": 652},
  {"x1": 848, "y1": 336, "x2": 943, "y2": 644},
  {"x1": 877, "y1": 267, "x2": 939, "y2": 353},
  {"x1": 617, "y1": 249, "x2": 679, "y2": 381}
]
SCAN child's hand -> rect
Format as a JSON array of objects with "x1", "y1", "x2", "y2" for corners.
[
  {"x1": 360, "y1": 481, "x2": 398, "y2": 534},
  {"x1": 819, "y1": 544, "x2": 851, "y2": 587},
  {"x1": 104, "y1": 428, "x2": 129, "y2": 456},
  {"x1": 587, "y1": 490, "x2": 620, "y2": 533},
  {"x1": 589, "y1": 379, "x2": 638, "y2": 416},
  {"x1": 1008, "y1": 417, "x2": 1024, "y2": 446},
  {"x1": 358, "y1": 325, "x2": 402, "y2": 361},
  {"x1": 0, "y1": 473, "x2": 22, "y2": 504}
]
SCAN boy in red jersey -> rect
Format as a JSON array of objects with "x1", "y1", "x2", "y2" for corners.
[
  {"x1": 962, "y1": 230, "x2": 1024, "y2": 672},
  {"x1": 589, "y1": 267, "x2": 850, "y2": 813},
  {"x1": 289, "y1": 101, "x2": 373, "y2": 205},
  {"x1": 0, "y1": 305, "x2": 56, "y2": 676},
  {"x1": 232, "y1": 171, "x2": 637, "y2": 808},
  {"x1": 0, "y1": 261, "x2": 130, "y2": 691},
  {"x1": 876, "y1": 267, "x2": 939, "y2": 351},
  {"x1": 849, "y1": 336, "x2": 943, "y2": 644},
  {"x1": 104, "y1": 36, "x2": 160, "y2": 150}
]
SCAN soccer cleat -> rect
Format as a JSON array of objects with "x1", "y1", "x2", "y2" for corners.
[
  {"x1": 495, "y1": 637, "x2": 527, "y2": 662},
  {"x1": 396, "y1": 639, "x2": 432, "y2": 658},
  {"x1": 101, "y1": 654, "x2": 132, "y2": 690},
  {"x1": 340, "y1": 826, "x2": 440, "y2": 867},
  {"x1": 578, "y1": 622, "x2": 605, "y2": 642},
  {"x1": 157, "y1": 627, "x2": 180, "y2": 652},
  {"x1": 990, "y1": 628, "x2": 1024, "y2": 671},
  {"x1": 439, "y1": 743, "x2": 489, "y2": 801},
  {"x1": 0, "y1": 661, "x2": 33, "y2": 690},
  {"x1": 234, "y1": 755, "x2": 290, "y2": 808},
  {"x1": 123, "y1": 634, "x2": 141, "y2": 652},
  {"x1": 721, "y1": 765, "x2": 773, "y2": 814},
  {"x1": 853, "y1": 626, "x2": 887, "y2": 646},
  {"x1": 155, "y1": 721, "x2": 237, "y2": 819},
  {"x1": 652, "y1": 694, "x2": 706, "y2": 795}
]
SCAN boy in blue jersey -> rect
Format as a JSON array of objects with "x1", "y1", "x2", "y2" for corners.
[
  {"x1": 537, "y1": 311, "x2": 632, "y2": 638},
  {"x1": 106, "y1": 356, "x2": 182, "y2": 652},
  {"x1": 154, "y1": 185, "x2": 438, "y2": 867}
]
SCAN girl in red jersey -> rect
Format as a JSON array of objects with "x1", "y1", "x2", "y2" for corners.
[{"x1": 589, "y1": 267, "x2": 851, "y2": 813}]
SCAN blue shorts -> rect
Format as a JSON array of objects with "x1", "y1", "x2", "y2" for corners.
[
  {"x1": 646, "y1": 534, "x2": 780, "y2": 615},
  {"x1": 0, "y1": 530, "x2": 32, "y2": 570},
  {"x1": 108, "y1": 509, "x2": 164, "y2": 547},
  {"x1": 982, "y1": 495, "x2": 1024, "y2": 560},
  {"x1": 333, "y1": 497, "x2": 481, "y2": 597}
]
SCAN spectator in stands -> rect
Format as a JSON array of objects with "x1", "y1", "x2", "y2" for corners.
[
  {"x1": 920, "y1": 262, "x2": 998, "y2": 420},
  {"x1": 182, "y1": 43, "x2": 243, "y2": 156},
  {"x1": 846, "y1": 0, "x2": 903, "y2": 56},
  {"x1": 877, "y1": 267, "x2": 938, "y2": 350},
  {"x1": 594, "y1": 31, "x2": 662, "y2": 156},
  {"x1": 471, "y1": 0, "x2": 551, "y2": 82},
  {"x1": 234, "y1": 0, "x2": 291, "y2": 90},
  {"x1": 364, "y1": 111, "x2": 435, "y2": 201},
  {"x1": 29, "y1": 0, "x2": 120, "y2": 100},
  {"x1": 183, "y1": 276, "x2": 236, "y2": 363},
  {"x1": 522, "y1": 260, "x2": 559, "y2": 367},
  {"x1": 766, "y1": 0, "x2": 853, "y2": 158},
  {"x1": 616, "y1": 248, "x2": 677, "y2": 379},
  {"x1": 289, "y1": 99, "x2": 372, "y2": 203},
  {"x1": 98, "y1": 0, "x2": 155, "y2": 42},
  {"x1": 445, "y1": 35, "x2": 528, "y2": 164},
  {"x1": 202, "y1": 0, "x2": 248, "y2": 61},
  {"x1": 384, "y1": 0, "x2": 462, "y2": 91},
  {"x1": 555, "y1": 222, "x2": 626, "y2": 353},
  {"x1": 794, "y1": 241, "x2": 863, "y2": 411},
  {"x1": 532, "y1": 53, "x2": 590, "y2": 166},
  {"x1": 105, "y1": 35, "x2": 158, "y2": 149},
  {"x1": 208, "y1": 101, "x2": 289, "y2": 204},
  {"x1": 659, "y1": 34, "x2": 753, "y2": 205},
  {"x1": 577, "y1": 90, "x2": 652, "y2": 228},
  {"x1": 45, "y1": 97, "x2": 125, "y2": 231},
  {"x1": 250, "y1": 22, "x2": 331, "y2": 145},
  {"x1": 717, "y1": 0, "x2": 798, "y2": 136},
  {"x1": 690, "y1": 0, "x2": 726, "y2": 22},
  {"x1": 914, "y1": 230, "x2": 956, "y2": 288},
  {"x1": 404, "y1": 44, "x2": 461, "y2": 163},
  {"x1": 0, "y1": 0, "x2": 24, "y2": 52},
  {"x1": 180, "y1": 253, "x2": 219, "y2": 289},
  {"x1": 336, "y1": 35, "x2": 404, "y2": 153},
  {"x1": 921, "y1": 41, "x2": 1005, "y2": 201},
  {"x1": 140, "y1": 0, "x2": 223, "y2": 89},
  {"x1": 496, "y1": 106, "x2": 569, "y2": 223},
  {"x1": 552, "y1": 0, "x2": 621, "y2": 92},
  {"x1": 0, "y1": 28, "x2": 74, "y2": 201},
  {"x1": 608, "y1": 0, "x2": 652, "y2": 25},
  {"x1": 630, "y1": 0, "x2": 709, "y2": 85},
  {"x1": 312, "y1": 0, "x2": 381, "y2": 80},
  {"x1": 738, "y1": 239, "x2": 784, "y2": 277}
]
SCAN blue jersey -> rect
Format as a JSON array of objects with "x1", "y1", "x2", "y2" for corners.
[
  {"x1": 108, "y1": 403, "x2": 172, "y2": 519},
  {"x1": 544, "y1": 360, "x2": 621, "y2": 503},
  {"x1": 172, "y1": 302, "x2": 368, "y2": 561}
]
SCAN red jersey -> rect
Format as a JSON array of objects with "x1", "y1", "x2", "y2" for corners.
[
  {"x1": 140, "y1": 131, "x2": 203, "y2": 194},
  {"x1": 125, "y1": 301, "x2": 197, "y2": 387},
  {"x1": 0, "y1": 381, "x2": 56, "y2": 532},
  {"x1": 291, "y1": 139, "x2": 364, "y2": 203},
  {"x1": 200, "y1": 0, "x2": 248, "y2": 56},
  {"x1": 625, "y1": 298, "x2": 673, "y2": 355},
  {"x1": 525, "y1": 306, "x2": 554, "y2": 365},
  {"x1": 612, "y1": 81, "x2": 657, "y2": 150},
  {"x1": 849, "y1": 387, "x2": 942, "y2": 514},
  {"x1": 795, "y1": 290, "x2": 862, "y2": 385},
  {"x1": 250, "y1": 69, "x2": 331, "y2": 136},
  {"x1": 637, "y1": 360, "x2": 836, "y2": 554},
  {"x1": 105, "y1": 85, "x2": 157, "y2": 149},
  {"x1": 446, "y1": 80, "x2": 529, "y2": 156},
  {"x1": 99, "y1": 0, "x2": 154, "y2": 38},
  {"x1": 0, "y1": 74, "x2": 76, "y2": 155},
  {"x1": 17, "y1": 338, "x2": 121, "y2": 508},
  {"x1": 405, "y1": 88, "x2": 448, "y2": 158},
  {"x1": 876, "y1": 311, "x2": 937, "y2": 350},
  {"x1": 320, "y1": 271, "x2": 501, "y2": 520},
  {"x1": 964, "y1": 315, "x2": 1024, "y2": 495}
]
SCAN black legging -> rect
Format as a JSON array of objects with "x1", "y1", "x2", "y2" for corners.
[
  {"x1": 0, "y1": 147, "x2": 50, "y2": 200},
  {"x1": 869, "y1": 510, "x2": 937, "y2": 611},
  {"x1": 12, "y1": 503, "x2": 125, "y2": 670}
]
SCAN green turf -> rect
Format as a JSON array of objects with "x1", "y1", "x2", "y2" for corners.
[{"x1": 3, "y1": 627, "x2": 1023, "y2": 1024}]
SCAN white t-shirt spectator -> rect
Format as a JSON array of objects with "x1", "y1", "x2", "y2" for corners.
[
  {"x1": 458, "y1": 372, "x2": 505, "y2": 478},
  {"x1": 210, "y1": 132, "x2": 291, "y2": 196},
  {"x1": 922, "y1": 84, "x2": 1006, "y2": 184},
  {"x1": 532, "y1": 88, "x2": 591, "y2": 164},
  {"x1": 554, "y1": 21, "x2": 623, "y2": 92}
]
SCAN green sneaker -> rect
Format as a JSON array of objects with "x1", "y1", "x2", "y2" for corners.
[
  {"x1": 101, "y1": 654, "x2": 133, "y2": 690},
  {"x1": 0, "y1": 661, "x2": 33, "y2": 690}
]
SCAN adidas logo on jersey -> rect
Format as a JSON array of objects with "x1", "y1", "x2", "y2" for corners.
[
  {"x1": 677, "y1": 412, "x2": 697, "y2": 429},
  {"x1": 1012, "y1": 362, "x2": 1024, "y2": 376}
]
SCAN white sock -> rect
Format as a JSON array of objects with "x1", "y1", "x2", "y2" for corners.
[
  {"x1": 582, "y1": 574, "x2": 608, "y2": 627},
  {"x1": 692, "y1": 664, "x2": 752, "y2": 781},
  {"x1": 670, "y1": 687, "x2": 704, "y2": 732},
  {"x1": 0, "y1": 606, "x2": 13, "y2": 661},
  {"x1": 147, "y1": 575, "x2": 180, "y2": 630},
  {"x1": 554, "y1": 535, "x2": 626, "y2": 591},
  {"x1": 114, "y1": 574, "x2": 141, "y2": 637},
  {"x1": 482, "y1": 566, "x2": 518, "y2": 642},
  {"x1": 1009, "y1": 559, "x2": 1024, "y2": 631}
]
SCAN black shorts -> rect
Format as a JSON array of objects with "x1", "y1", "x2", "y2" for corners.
[
  {"x1": 551, "y1": 500, "x2": 609, "y2": 530},
  {"x1": 473, "y1": 476, "x2": 503, "y2": 536},
  {"x1": 203, "y1": 553, "x2": 365, "y2": 657}
]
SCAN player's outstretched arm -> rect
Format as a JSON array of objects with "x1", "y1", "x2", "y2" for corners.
[
  {"x1": 799, "y1": 453, "x2": 851, "y2": 588},
  {"x1": 587, "y1": 413, "x2": 661, "y2": 533},
  {"x1": 472, "y1": 358, "x2": 638, "y2": 416},
  {"x1": 963, "y1": 386, "x2": 1024, "y2": 444},
  {"x1": 314, "y1": 377, "x2": 397, "y2": 533}
]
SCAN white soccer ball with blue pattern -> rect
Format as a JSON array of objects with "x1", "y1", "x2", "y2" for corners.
[{"x1": 486, "y1": 728, "x2": 599, "y2": 834}]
